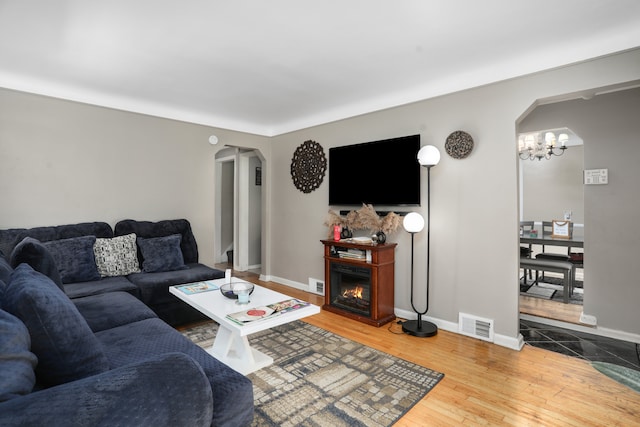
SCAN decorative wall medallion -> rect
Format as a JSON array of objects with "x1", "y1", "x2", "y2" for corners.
[
  {"x1": 290, "y1": 140, "x2": 327, "y2": 193},
  {"x1": 445, "y1": 130, "x2": 474, "y2": 159}
]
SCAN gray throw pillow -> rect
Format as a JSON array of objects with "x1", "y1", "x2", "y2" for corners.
[
  {"x1": 9, "y1": 237, "x2": 63, "y2": 290},
  {"x1": 137, "y1": 234, "x2": 187, "y2": 273},
  {"x1": 4, "y1": 264, "x2": 109, "y2": 386},
  {"x1": 43, "y1": 236, "x2": 100, "y2": 283}
]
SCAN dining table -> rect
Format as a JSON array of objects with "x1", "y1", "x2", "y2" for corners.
[{"x1": 520, "y1": 233, "x2": 583, "y2": 249}]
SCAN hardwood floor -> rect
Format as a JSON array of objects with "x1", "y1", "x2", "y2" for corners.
[
  {"x1": 222, "y1": 267, "x2": 640, "y2": 426},
  {"x1": 519, "y1": 294, "x2": 585, "y2": 324}
]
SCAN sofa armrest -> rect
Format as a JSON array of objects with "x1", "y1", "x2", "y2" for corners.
[{"x1": 0, "y1": 352, "x2": 213, "y2": 427}]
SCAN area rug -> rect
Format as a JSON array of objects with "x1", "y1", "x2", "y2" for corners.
[
  {"x1": 181, "y1": 320, "x2": 444, "y2": 426},
  {"x1": 592, "y1": 361, "x2": 640, "y2": 393},
  {"x1": 520, "y1": 276, "x2": 584, "y2": 305}
]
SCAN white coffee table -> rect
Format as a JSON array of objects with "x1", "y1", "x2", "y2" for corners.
[{"x1": 170, "y1": 277, "x2": 320, "y2": 375}]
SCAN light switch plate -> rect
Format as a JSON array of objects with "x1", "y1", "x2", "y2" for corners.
[{"x1": 584, "y1": 168, "x2": 608, "y2": 185}]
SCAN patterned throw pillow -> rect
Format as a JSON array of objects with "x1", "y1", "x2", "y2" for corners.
[{"x1": 93, "y1": 233, "x2": 141, "y2": 277}]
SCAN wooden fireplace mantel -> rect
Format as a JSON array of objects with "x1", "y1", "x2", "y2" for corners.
[{"x1": 321, "y1": 239, "x2": 397, "y2": 327}]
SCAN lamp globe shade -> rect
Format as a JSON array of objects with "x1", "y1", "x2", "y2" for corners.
[
  {"x1": 403, "y1": 212, "x2": 425, "y2": 233},
  {"x1": 417, "y1": 145, "x2": 441, "y2": 167}
]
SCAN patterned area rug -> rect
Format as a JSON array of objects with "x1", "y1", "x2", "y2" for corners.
[{"x1": 181, "y1": 320, "x2": 444, "y2": 426}]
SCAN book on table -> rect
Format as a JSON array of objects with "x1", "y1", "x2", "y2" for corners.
[
  {"x1": 226, "y1": 298, "x2": 311, "y2": 325},
  {"x1": 175, "y1": 280, "x2": 219, "y2": 295}
]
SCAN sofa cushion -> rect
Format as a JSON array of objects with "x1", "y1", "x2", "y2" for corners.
[
  {"x1": 0, "y1": 222, "x2": 113, "y2": 261},
  {"x1": 93, "y1": 233, "x2": 141, "y2": 277},
  {"x1": 0, "y1": 254, "x2": 11, "y2": 286},
  {"x1": 0, "y1": 309, "x2": 37, "y2": 402},
  {"x1": 73, "y1": 291, "x2": 157, "y2": 333},
  {"x1": 95, "y1": 317, "x2": 254, "y2": 427},
  {"x1": 137, "y1": 234, "x2": 187, "y2": 273},
  {"x1": 4, "y1": 264, "x2": 109, "y2": 387},
  {"x1": 43, "y1": 236, "x2": 101, "y2": 284},
  {"x1": 9, "y1": 237, "x2": 63, "y2": 290},
  {"x1": 127, "y1": 263, "x2": 224, "y2": 306},
  {"x1": 63, "y1": 276, "x2": 139, "y2": 300},
  {"x1": 0, "y1": 352, "x2": 215, "y2": 427}
]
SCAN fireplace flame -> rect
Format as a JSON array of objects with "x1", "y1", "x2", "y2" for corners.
[{"x1": 342, "y1": 286, "x2": 363, "y2": 300}]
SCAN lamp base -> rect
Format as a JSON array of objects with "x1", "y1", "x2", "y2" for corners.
[{"x1": 402, "y1": 319, "x2": 438, "y2": 337}]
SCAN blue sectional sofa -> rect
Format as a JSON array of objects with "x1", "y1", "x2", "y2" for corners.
[
  {"x1": 0, "y1": 219, "x2": 225, "y2": 326},
  {"x1": 0, "y1": 219, "x2": 254, "y2": 426}
]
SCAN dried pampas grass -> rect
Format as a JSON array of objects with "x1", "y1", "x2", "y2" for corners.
[
  {"x1": 323, "y1": 204, "x2": 402, "y2": 237},
  {"x1": 380, "y1": 212, "x2": 402, "y2": 235}
]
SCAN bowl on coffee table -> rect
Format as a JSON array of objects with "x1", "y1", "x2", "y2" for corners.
[{"x1": 220, "y1": 282, "x2": 255, "y2": 300}]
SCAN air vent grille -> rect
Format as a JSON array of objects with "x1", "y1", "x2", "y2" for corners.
[
  {"x1": 458, "y1": 313, "x2": 494, "y2": 342},
  {"x1": 308, "y1": 278, "x2": 325, "y2": 296}
]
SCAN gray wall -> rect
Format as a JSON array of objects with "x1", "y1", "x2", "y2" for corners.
[
  {"x1": 0, "y1": 88, "x2": 269, "y2": 265},
  {"x1": 267, "y1": 49, "x2": 640, "y2": 342},
  {"x1": 248, "y1": 155, "x2": 262, "y2": 267},
  {"x1": 2, "y1": 49, "x2": 639, "y2": 344},
  {"x1": 220, "y1": 160, "x2": 235, "y2": 257},
  {"x1": 520, "y1": 145, "x2": 585, "y2": 226}
]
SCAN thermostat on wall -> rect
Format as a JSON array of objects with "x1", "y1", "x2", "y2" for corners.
[{"x1": 584, "y1": 168, "x2": 608, "y2": 185}]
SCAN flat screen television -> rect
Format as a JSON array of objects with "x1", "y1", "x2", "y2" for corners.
[{"x1": 328, "y1": 134, "x2": 421, "y2": 206}]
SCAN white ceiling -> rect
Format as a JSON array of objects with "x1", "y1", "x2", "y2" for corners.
[{"x1": 1, "y1": 1, "x2": 639, "y2": 136}]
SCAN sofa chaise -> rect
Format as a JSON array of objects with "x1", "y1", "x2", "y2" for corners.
[{"x1": 0, "y1": 253, "x2": 254, "y2": 426}]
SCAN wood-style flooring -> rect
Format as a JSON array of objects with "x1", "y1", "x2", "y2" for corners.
[
  {"x1": 519, "y1": 294, "x2": 584, "y2": 324},
  {"x1": 219, "y1": 267, "x2": 640, "y2": 426}
]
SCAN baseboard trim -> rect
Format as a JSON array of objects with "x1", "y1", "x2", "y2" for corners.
[
  {"x1": 520, "y1": 313, "x2": 640, "y2": 344},
  {"x1": 395, "y1": 308, "x2": 524, "y2": 351},
  {"x1": 268, "y1": 275, "x2": 308, "y2": 292},
  {"x1": 268, "y1": 276, "x2": 524, "y2": 351}
]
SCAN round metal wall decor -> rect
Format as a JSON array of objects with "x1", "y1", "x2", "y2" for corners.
[
  {"x1": 290, "y1": 140, "x2": 327, "y2": 193},
  {"x1": 445, "y1": 130, "x2": 474, "y2": 159}
]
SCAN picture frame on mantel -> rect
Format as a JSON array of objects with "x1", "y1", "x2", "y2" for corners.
[{"x1": 551, "y1": 220, "x2": 571, "y2": 239}]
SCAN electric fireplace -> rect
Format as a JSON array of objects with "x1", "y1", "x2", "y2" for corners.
[
  {"x1": 329, "y1": 263, "x2": 372, "y2": 317},
  {"x1": 321, "y1": 240, "x2": 396, "y2": 327}
]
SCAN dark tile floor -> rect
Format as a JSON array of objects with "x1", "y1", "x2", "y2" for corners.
[{"x1": 520, "y1": 319, "x2": 640, "y2": 370}]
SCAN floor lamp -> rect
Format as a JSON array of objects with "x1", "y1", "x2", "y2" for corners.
[{"x1": 402, "y1": 145, "x2": 441, "y2": 338}]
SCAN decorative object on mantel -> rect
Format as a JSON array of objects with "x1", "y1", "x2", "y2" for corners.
[
  {"x1": 323, "y1": 204, "x2": 401, "y2": 242},
  {"x1": 445, "y1": 130, "x2": 474, "y2": 159},
  {"x1": 290, "y1": 140, "x2": 327, "y2": 193}
]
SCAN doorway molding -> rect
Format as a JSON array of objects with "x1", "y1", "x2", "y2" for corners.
[{"x1": 215, "y1": 146, "x2": 266, "y2": 274}]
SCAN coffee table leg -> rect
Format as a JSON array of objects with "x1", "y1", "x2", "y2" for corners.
[{"x1": 207, "y1": 325, "x2": 273, "y2": 375}]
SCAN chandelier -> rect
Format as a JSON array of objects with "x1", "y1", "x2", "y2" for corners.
[{"x1": 518, "y1": 131, "x2": 569, "y2": 161}]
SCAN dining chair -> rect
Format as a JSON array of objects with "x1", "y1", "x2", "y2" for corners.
[
  {"x1": 520, "y1": 221, "x2": 535, "y2": 282},
  {"x1": 536, "y1": 221, "x2": 574, "y2": 280}
]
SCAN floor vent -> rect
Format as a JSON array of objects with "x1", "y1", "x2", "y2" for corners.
[
  {"x1": 308, "y1": 278, "x2": 325, "y2": 296},
  {"x1": 458, "y1": 313, "x2": 494, "y2": 342}
]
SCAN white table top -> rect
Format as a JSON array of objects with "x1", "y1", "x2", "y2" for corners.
[{"x1": 169, "y1": 277, "x2": 320, "y2": 336}]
